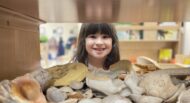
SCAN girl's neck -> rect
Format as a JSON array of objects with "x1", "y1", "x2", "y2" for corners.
[{"x1": 87, "y1": 57, "x2": 105, "y2": 69}]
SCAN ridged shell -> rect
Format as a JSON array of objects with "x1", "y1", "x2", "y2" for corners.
[{"x1": 47, "y1": 63, "x2": 88, "y2": 86}]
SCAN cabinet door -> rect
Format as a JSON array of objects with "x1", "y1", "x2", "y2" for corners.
[
  {"x1": 0, "y1": 27, "x2": 41, "y2": 80},
  {"x1": 0, "y1": 7, "x2": 41, "y2": 80},
  {"x1": 0, "y1": 27, "x2": 16, "y2": 79}
]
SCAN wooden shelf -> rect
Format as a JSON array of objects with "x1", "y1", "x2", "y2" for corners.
[
  {"x1": 115, "y1": 25, "x2": 180, "y2": 31},
  {"x1": 117, "y1": 22, "x2": 182, "y2": 61},
  {"x1": 119, "y1": 40, "x2": 178, "y2": 42}
]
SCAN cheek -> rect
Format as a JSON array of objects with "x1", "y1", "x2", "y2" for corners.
[
  {"x1": 86, "y1": 38, "x2": 93, "y2": 44},
  {"x1": 86, "y1": 39, "x2": 93, "y2": 44},
  {"x1": 106, "y1": 39, "x2": 113, "y2": 49},
  {"x1": 85, "y1": 39, "x2": 93, "y2": 52}
]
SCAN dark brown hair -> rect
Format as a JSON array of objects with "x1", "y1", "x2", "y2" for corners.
[{"x1": 74, "y1": 23, "x2": 120, "y2": 70}]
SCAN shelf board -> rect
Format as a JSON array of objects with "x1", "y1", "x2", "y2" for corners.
[
  {"x1": 116, "y1": 25, "x2": 180, "y2": 31},
  {"x1": 119, "y1": 40, "x2": 178, "y2": 42}
]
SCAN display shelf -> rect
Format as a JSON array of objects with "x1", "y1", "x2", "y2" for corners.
[
  {"x1": 115, "y1": 25, "x2": 180, "y2": 31},
  {"x1": 119, "y1": 40, "x2": 178, "y2": 42},
  {"x1": 116, "y1": 22, "x2": 183, "y2": 61}
]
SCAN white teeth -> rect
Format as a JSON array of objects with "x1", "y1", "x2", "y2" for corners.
[{"x1": 94, "y1": 48, "x2": 104, "y2": 51}]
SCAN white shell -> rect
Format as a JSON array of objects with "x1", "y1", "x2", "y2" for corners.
[
  {"x1": 130, "y1": 94, "x2": 163, "y2": 103},
  {"x1": 59, "y1": 86, "x2": 74, "y2": 93},
  {"x1": 177, "y1": 88, "x2": 190, "y2": 103},
  {"x1": 139, "y1": 73, "x2": 178, "y2": 99},
  {"x1": 83, "y1": 89, "x2": 93, "y2": 99},
  {"x1": 102, "y1": 95, "x2": 132, "y2": 103},
  {"x1": 46, "y1": 87, "x2": 67, "y2": 102},
  {"x1": 119, "y1": 88, "x2": 131, "y2": 97},
  {"x1": 69, "y1": 81, "x2": 84, "y2": 90},
  {"x1": 166, "y1": 84, "x2": 186, "y2": 103},
  {"x1": 86, "y1": 77, "x2": 126, "y2": 95},
  {"x1": 124, "y1": 71, "x2": 144, "y2": 95},
  {"x1": 79, "y1": 98, "x2": 99, "y2": 103},
  {"x1": 61, "y1": 98, "x2": 78, "y2": 103},
  {"x1": 92, "y1": 98, "x2": 102, "y2": 103}
]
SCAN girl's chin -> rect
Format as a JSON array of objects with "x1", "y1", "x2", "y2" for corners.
[{"x1": 93, "y1": 55, "x2": 106, "y2": 59}]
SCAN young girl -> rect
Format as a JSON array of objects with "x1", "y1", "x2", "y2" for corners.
[{"x1": 72, "y1": 23, "x2": 120, "y2": 70}]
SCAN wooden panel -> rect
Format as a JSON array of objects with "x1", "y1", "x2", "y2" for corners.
[
  {"x1": 9, "y1": 14, "x2": 39, "y2": 31},
  {"x1": 0, "y1": 28, "x2": 40, "y2": 80},
  {"x1": 14, "y1": 30, "x2": 40, "y2": 72},
  {"x1": 119, "y1": 41, "x2": 178, "y2": 61},
  {"x1": 0, "y1": 11, "x2": 8, "y2": 27},
  {"x1": 0, "y1": 0, "x2": 39, "y2": 18},
  {"x1": 0, "y1": 7, "x2": 41, "y2": 80},
  {"x1": 0, "y1": 27, "x2": 15, "y2": 79}
]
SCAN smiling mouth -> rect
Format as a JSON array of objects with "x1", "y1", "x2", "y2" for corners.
[{"x1": 94, "y1": 48, "x2": 105, "y2": 51}]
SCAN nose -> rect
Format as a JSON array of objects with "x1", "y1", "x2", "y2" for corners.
[{"x1": 95, "y1": 37, "x2": 103, "y2": 45}]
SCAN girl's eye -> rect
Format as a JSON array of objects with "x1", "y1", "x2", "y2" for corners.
[
  {"x1": 102, "y1": 35, "x2": 110, "y2": 39},
  {"x1": 88, "y1": 35, "x2": 96, "y2": 39}
]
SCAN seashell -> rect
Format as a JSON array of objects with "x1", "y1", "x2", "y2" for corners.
[
  {"x1": 0, "y1": 80, "x2": 11, "y2": 93},
  {"x1": 86, "y1": 76, "x2": 126, "y2": 95},
  {"x1": 177, "y1": 88, "x2": 190, "y2": 103},
  {"x1": 0, "y1": 80, "x2": 15, "y2": 102},
  {"x1": 102, "y1": 95, "x2": 132, "y2": 103},
  {"x1": 134, "y1": 63, "x2": 157, "y2": 74},
  {"x1": 30, "y1": 68, "x2": 52, "y2": 91},
  {"x1": 119, "y1": 88, "x2": 131, "y2": 97},
  {"x1": 92, "y1": 98, "x2": 102, "y2": 103},
  {"x1": 62, "y1": 98, "x2": 78, "y2": 103},
  {"x1": 136, "y1": 56, "x2": 160, "y2": 68},
  {"x1": 68, "y1": 92, "x2": 84, "y2": 99},
  {"x1": 46, "y1": 86, "x2": 67, "y2": 102},
  {"x1": 109, "y1": 60, "x2": 133, "y2": 79},
  {"x1": 11, "y1": 74, "x2": 47, "y2": 103},
  {"x1": 124, "y1": 70, "x2": 144, "y2": 95},
  {"x1": 79, "y1": 98, "x2": 98, "y2": 103},
  {"x1": 93, "y1": 90, "x2": 106, "y2": 98},
  {"x1": 47, "y1": 63, "x2": 88, "y2": 86},
  {"x1": 0, "y1": 80, "x2": 11, "y2": 96},
  {"x1": 130, "y1": 94, "x2": 163, "y2": 103},
  {"x1": 139, "y1": 73, "x2": 178, "y2": 99},
  {"x1": 87, "y1": 69, "x2": 113, "y2": 80},
  {"x1": 59, "y1": 86, "x2": 73, "y2": 94},
  {"x1": 83, "y1": 89, "x2": 93, "y2": 99},
  {"x1": 87, "y1": 60, "x2": 133, "y2": 80},
  {"x1": 110, "y1": 60, "x2": 133, "y2": 72},
  {"x1": 69, "y1": 81, "x2": 84, "y2": 90},
  {"x1": 165, "y1": 83, "x2": 186, "y2": 103}
]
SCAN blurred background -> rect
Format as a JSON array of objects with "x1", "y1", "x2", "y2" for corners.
[{"x1": 1, "y1": 0, "x2": 190, "y2": 80}]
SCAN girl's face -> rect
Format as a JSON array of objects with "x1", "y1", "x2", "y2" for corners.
[{"x1": 85, "y1": 33, "x2": 112, "y2": 60}]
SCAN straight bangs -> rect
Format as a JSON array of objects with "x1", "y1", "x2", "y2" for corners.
[{"x1": 85, "y1": 23, "x2": 115, "y2": 37}]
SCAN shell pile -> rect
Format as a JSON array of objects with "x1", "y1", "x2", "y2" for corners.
[{"x1": 0, "y1": 61, "x2": 190, "y2": 103}]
